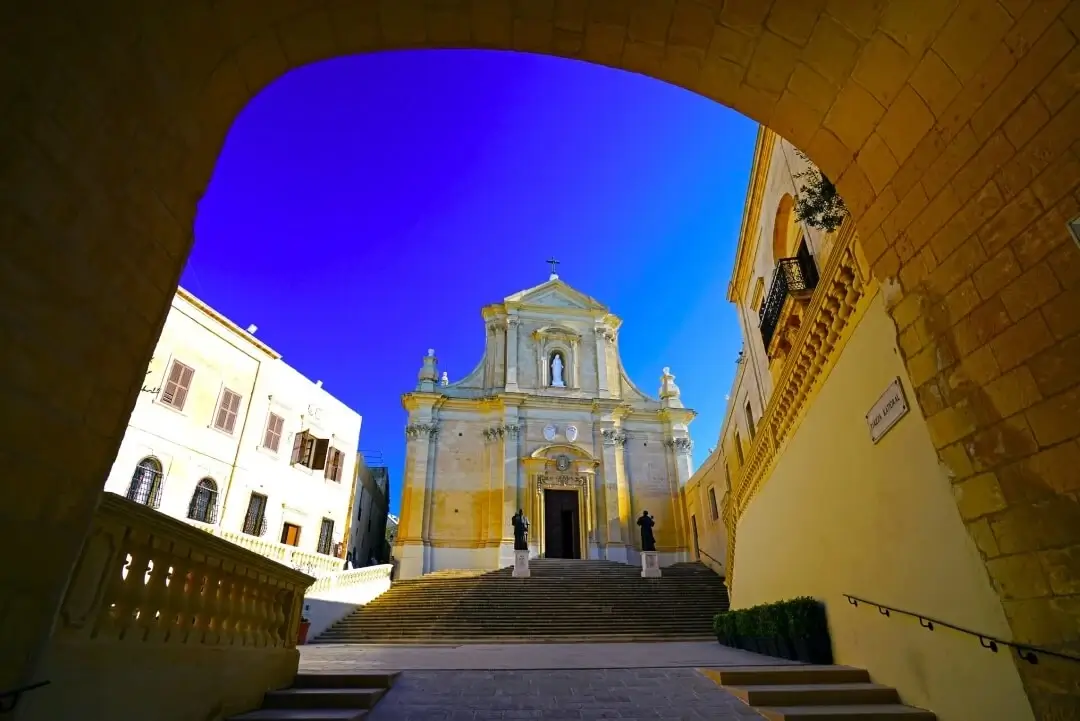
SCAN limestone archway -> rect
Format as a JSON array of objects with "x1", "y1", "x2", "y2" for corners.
[
  {"x1": 2, "y1": 1, "x2": 1078, "y2": 712},
  {"x1": 771, "y1": 193, "x2": 798, "y2": 262}
]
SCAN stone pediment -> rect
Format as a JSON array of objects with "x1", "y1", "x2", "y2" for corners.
[{"x1": 505, "y1": 279, "x2": 607, "y2": 312}]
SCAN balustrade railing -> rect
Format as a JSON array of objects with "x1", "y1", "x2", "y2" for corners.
[
  {"x1": 183, "y1": 519, "x2": 345, "y2": 577},
  {"x1": 759, "y1": 255, "x2": 820, "y2": 350},
  {"x1": 56, "y1": 494, "x2": 315, "y2": 649}
]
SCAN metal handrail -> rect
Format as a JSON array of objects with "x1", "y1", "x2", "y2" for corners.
[
  {"x1": 844, "y1": 593, "x2": 1080, "y2": 665},
  {"x1": 0, "y1": 680, "x2": 50, "y2": 713}
]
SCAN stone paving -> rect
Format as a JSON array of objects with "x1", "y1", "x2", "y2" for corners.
[
  {"x1": 299, "y1": 642, "x2": 788, "y2": 719},
  {"x1": 363, "y1": 668, "x2": 766, "y2": 720},
  {"x1": 299, "y1": 641, "x2": 787, "y2": 671}
]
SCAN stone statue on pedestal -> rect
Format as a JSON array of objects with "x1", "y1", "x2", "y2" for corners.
[
  {"x1": 512, "y1": 508, "x2": 530, "y2": 551},
  {"x1": 637, "y1": 510, "x2": 656, "y2": 552}
]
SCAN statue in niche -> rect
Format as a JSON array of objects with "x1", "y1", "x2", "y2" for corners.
[
  {"x1": 551, "y1": 352, "x2": 566, "y2": 387},
  {"x1": 511, "y1": 508, "x2": 530, "y2": 551},
  {"x1": 637, "y1": 510, "x2": 656, "y2": 552}
]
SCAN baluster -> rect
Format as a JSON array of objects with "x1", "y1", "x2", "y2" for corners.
[
  {"x1": 119, "y1": 545, "x2": 152, "y2": 641},
  {"x1": 204, "y1": 567, "x2": 225, "y2": 645},
  {"x1": 165, "y1": 556, "x2": 194, "y2": 644},
  {"x1": 141, "y1": 547, "x2": 173, "y2": 643}
]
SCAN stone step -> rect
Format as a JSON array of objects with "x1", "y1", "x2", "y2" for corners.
[
  {"x1": 726, "y1": 684, "x2": 901, "y2": 707},
  {"x1": 262, "y1": 689, "x2": 385, "y2": 710},
  {"x1": 291, "y1": 674, "x2": 399, "y2": 690},
  {"x1": 756, "y1": 705, "x2": 936, "y2": 720},
  {"x1": 227, "y1": 708, "x2": 366, "y2": 720},
  {"x1": 316, "y1": 633, "x2": 717, "y2": 644},
  {"x1": 704, "y1": 667, "x2": 872, "y2": 687}
]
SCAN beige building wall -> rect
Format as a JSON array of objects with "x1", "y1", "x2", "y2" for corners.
[
  {"x1": 395, "y1": 276, "x2": 696, "y2": 578},
  {"x1": 103, "y1": 288, "x2": 362, "y2": 573},
  {"x1": 714, "y1": 128, "x2": 1036, "y2": 721}
]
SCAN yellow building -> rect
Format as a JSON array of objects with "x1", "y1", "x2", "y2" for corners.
[
  {"x1": 703, "y1": 128, "x2": 1038, "y2": 721},
  {"x1": 103, "y1": 287, "x2": 363, "y2": 576},
  {"x1": 394, "y1": 272, "x2": 696, "y2": 578}
]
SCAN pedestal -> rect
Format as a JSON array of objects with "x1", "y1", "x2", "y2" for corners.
[
  {"x1": 641, "y1": 551, "x2": 661, "y2": 578},
  {"x1": 513, "y1": 549, "x2": 530, "y2": 578}
]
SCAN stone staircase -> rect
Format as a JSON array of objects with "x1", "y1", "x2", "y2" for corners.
[
  {"x1": 315, "y1": 559, "x2": 729, "y2": 643},
  {"x1": 227, "y1": 672, "x2": 398, "y2": 721},
  {"x1": 702, "y1": 666, "x2": 936, "y2": 720}
]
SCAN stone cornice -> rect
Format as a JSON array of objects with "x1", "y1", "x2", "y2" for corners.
[
  {"x1": 401, "y1": 391, "x2": 442, "y2": 412},
  {"x1": 728, "y1": 127, "x2": 776, "y2": 305}
]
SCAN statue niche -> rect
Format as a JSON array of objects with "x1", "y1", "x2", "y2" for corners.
[{"x1": 550, "y1": 351, "x2": 566, "y2": 388}]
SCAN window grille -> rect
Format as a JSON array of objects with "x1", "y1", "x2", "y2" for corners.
[
  {"x1": 242, "y1": 493, "x2": 268, "y2": 536},
  {"x1": 187, "y1": 478, "x2": 218, "y2": 524},
  {"x1": 127, "y1": 457, "x2": 164, "y2": 508},
  {"x1": 317, "y1": 518, "x2": 335, "y2": 555}
]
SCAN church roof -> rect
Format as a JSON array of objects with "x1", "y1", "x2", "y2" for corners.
[{"x1": 503, "y1": 276, "x2": 609, "y2": 312}]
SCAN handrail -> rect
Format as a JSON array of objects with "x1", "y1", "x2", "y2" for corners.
[
  {"x1": 698, "y1": 549, "x2": 725, "y2": 572},
  {"x1": 0, "y1": 680, "x2": 50, "y2": 713},
  {"x1": 844, "y1": 593, "x2": 1080, "y2": 665}
]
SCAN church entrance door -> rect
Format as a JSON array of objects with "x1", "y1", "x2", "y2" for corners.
[{"x1": 543, "y1": 489, "x2": 581, "y2": 559}]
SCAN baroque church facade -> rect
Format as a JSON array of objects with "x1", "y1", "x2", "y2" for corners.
[{"x1": 393, "y1": 273, "x2": 696, "y2": 579}]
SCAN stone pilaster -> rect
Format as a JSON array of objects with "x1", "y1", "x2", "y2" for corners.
[
  {"x1": 396, "y1": 394, "x2": 439, "y2": 579},
  {"x1": 505, "y1": 316, "x2": 520, "y2": 391}
]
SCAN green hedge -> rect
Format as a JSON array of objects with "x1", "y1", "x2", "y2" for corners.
[{"x1": 713, "y1": 596, "x2": 833, "y2": 664}]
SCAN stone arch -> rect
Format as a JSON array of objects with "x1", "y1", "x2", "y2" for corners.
[
  {"x1": 771, "y1": 193, "x2": 799, "y2": 262},
  {"x1": 528, "y1": 443, "x2": 598, "y2": 464},
  {"x1": 3, "y1": 2, "x2": 1079, "y2": 712}
]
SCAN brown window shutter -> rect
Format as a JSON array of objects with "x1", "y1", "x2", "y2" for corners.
[
  {"x1": 173, "y1": 364, "x2": 194, "y2": 409},
  {"x1": 291, "y1": 431, "x2": 306, "y2": 464},
  {"x1": 161, "y1": 361, "x2": 185, "y2": 405},
  {"x1": 264, "y1": 413, "x2": 283, "y2": 451},
  {"x1": 334, "y1": 450, "x2": 343, "y2": 481},
  {"x1": 224, "y1": 390, "x2": 241, "y2": 433},
  {"x1": 312, "y1": 438, "x2": 330, "y2": 471}
]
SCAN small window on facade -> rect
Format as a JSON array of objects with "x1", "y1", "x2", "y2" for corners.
[
  {"x1": 242, "y1": 493, "x2": 268, "y2": 536},
  {"x1": 160, "y1": 361, "x2": 194, "y2": 410},
  {"x1": 734, "y1": 432, "x2": 745, "y2": 466},
  {"x1": 708, "y1": 486, "x2": 719, "y2": 520},
  {"x1": 291, "y1": 430, "x2": 330, "y2": 470},
  {"x1": 317, "y1": 518, "x2": 335, "y2": 555},
  {"x1": 724, "y1": 463, "x2": 732, "y2": 492},
  {"x1": 745, "y1": 401, "x2": 756, "y2": 439},
  {"x1": 281, "y1": 522, "x2": 301, "y2": 547},
  {"x1": 325, "y1": 448, "x2": 344, "y2": 482},
  {"x1": 214, "y1": 389, "x2": 242, "y2": 433},
  {"x1": 263, "y1": 412, "x2": 284, "y2": 452},
  {"x1": 187, "y1": 478, "x2": 218, "y2": 524},
  {"x1": 127, "y1": 457, "x2": 164, "y2": 508}
]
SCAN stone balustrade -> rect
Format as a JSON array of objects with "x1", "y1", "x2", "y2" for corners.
[
  {"x1": 184, "y1": 519, "x2": 345, "y2": 577},
  {"x1": 19, "y1": 493, "x2": 316, "y2": 721},
  {"x1": 303, "y1": 564, "x2": 394, "y2": 640}
]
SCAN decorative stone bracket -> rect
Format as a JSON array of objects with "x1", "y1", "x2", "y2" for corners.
[
  {"x1": 482, "y1": 424, "x2": 521, "y2": 441},
  {"x1": 405, "y1": 423, "x2": 439, "y2": 441},
  {"x1": 601, "y1": 428, "x2": 628, "y2": 447},
  {"x1": 663, "y1": 437, "x2": 694, "y2": 454}
]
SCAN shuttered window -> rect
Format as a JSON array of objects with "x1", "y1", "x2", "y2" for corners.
[
  {"x1": 242, "y1": 493, "x2": 268, "y2": 536},
  {"x1": 325, "y1": 448, "x2": 344, "y2": 482},
  {"x1": 214, "y1": 389, "x2": 242, "y2": 433},
  {"x1": 160, "y1": 361, "x2": 194, "y2": 410},
  {"x1": 263, "y1": 413, "x2": 284, "y2": 452}
]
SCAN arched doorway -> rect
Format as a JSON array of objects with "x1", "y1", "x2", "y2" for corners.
[{"x1": 2, "y1": 2, "x2": 1078, "y2": 714}]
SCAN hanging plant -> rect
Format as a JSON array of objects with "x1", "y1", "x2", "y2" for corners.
[{"x1": 792, "y1": 151, "x2": 848, "y2": 233}]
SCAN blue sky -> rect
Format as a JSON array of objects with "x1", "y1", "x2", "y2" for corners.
[{"x1": 187, "y1": 50, "x2": 758, "y2": 516}]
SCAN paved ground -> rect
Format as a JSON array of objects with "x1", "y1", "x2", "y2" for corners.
[
  {"x1": 299, "y1": 642, "x2": 789, "y2": 720},
  {"x1": 363, "y1": 668, "x2": 766, "y2": 720},
  {"x1": 299, "y1": 641, "x2": 788, "y2": 671}
]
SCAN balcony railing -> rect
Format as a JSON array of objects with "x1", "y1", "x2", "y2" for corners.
[{"x1": 759, "y1": 256, "x2": 820, "y2": 350}]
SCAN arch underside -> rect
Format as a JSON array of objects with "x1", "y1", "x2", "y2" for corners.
[{"x1": 2, "y1": 1, "x2": 1079, "y2": 715}]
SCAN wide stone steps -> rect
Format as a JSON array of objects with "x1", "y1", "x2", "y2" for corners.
[
  {"x1": 227, "y1": 673, "x2": 398, "y2": 721},
  {"x1": 702, "y1": 666, "x2": 936, "y2": 721},
  {"x1": 315, "y1": 559, "x2": 728, "y2": 643}
]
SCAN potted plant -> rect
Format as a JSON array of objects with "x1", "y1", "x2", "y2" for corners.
[
  {"x1": 714, "y1": 611, "x2": 736, "y2": 647},
  {"x1": 297, "y1": 615, "x2": 312, "y2": 645},
  {"x1": 735, "y1": 606, "x2": 761, "y2": 654},
  {"x1": 762, "y1": 602, "x2": 794, "y2": 660},
  {"x1": 787, "y1": 597, "x2": 834, "y2": 664}
]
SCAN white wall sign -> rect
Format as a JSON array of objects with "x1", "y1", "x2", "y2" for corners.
[{"x1": 866, "y1": 377, "x2": 909, "y2": 444}]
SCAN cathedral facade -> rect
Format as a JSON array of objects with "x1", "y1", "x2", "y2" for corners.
[{"x1": 394, "y1": 274, "x2": 696, "y2": 579}]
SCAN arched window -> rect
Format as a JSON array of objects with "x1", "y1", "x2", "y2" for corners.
[
  {"x1": 127, "y1": 457, "x2": 164, "y2": 508},
  {"x1": 187, "y1": 478, "x2": 218, "y2": 524},
  {"x1": 549, "y1": 350, "x2": 567, "y2": 388}
]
